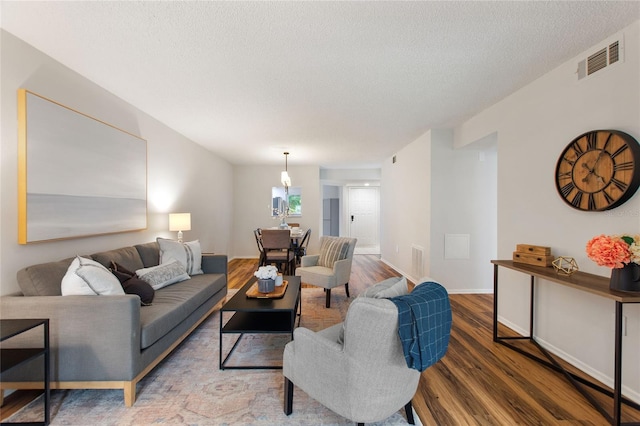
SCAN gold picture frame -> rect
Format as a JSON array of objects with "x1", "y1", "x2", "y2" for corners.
[{"x1": 17, "y1": 89, "x2": 147, "y2": 244}]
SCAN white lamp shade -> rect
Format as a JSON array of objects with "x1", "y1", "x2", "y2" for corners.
[
  {"x1": 169, "y1": 213, "x2": 191, "y2": 231},
  {"x1": 281, "y1": 171, "x2": 291, "y2": 187}
]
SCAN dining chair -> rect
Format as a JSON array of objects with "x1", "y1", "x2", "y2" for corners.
[
  {"x1": 261, "y1": 229, "x2": 296, "y2": 275},
  {"x1": 294, "y1": 228, "x2": 311, "y2": 266},
  {"x1": 254, "y1": 228, "x2": 266, "y2": 267}
]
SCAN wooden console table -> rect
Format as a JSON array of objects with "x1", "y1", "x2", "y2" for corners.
[{"x1": 492, "y1": 260, "x2": 640, "y2": 426}]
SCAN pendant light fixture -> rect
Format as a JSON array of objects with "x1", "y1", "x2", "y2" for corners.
[{"x1": 280, "y1": 152, "x2": 292, "y2": 188}]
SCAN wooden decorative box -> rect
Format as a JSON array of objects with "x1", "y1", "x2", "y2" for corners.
[
  {"x1": 515, "y1": 244, "x2": 551, "y2": 256},
  {"x1": 513, "y1": 244, "x2": 553, "y2": 267}
]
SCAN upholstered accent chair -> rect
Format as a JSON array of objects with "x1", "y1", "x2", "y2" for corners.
[
  {"x1": 295, "y1": 236, "x2": 357, "y2": 308},
  {"x1": 283, "y1": 284, "x2": 452, "y2": 425}
]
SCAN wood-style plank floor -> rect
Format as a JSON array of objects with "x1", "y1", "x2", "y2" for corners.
[
  {"x1": 3, "y1": 255, "x2": 639, "y2": 425},
  {"x1": 232, "y1": 255, "x2": 640, "y2": 425}
]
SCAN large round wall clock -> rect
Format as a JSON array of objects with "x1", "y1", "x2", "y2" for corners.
[{"x1": 555, "y1": 130, "x2": 640, "y2": 211}]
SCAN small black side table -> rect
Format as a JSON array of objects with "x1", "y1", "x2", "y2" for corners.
[{"x1": 0, "y1": 319, "x2": 50, "y2": 426}]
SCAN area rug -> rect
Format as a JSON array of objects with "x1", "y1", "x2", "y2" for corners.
[{"x1": 6, "y1": 287, "x2": 418, "y2": 425}]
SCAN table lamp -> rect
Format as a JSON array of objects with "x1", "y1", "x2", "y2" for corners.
[{"x1": 169, "y1": 213, "x2": 191, "y2": 242}]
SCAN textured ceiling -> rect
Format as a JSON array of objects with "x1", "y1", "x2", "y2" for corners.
[{"x1": 2, "y1": 1, "x2": 639, "y2": 168}]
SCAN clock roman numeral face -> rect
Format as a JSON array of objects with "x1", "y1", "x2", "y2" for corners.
[{"x1": 555, "y1": 130, "x2": 640, "y2": 211}]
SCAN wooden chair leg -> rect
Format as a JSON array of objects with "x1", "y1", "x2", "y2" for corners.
[
  {"x1": 325, "y1": 289, "x2": 331, "y2": 308},
  {"x1": 284, "y1": 377, "x2": 294, "y2": 415},
  {"x1": 345, "y1": 282, "x2": 350, "y2": 298},
  {"x1": 405, "y1": 400, "x2": 415, "y2": 425}
]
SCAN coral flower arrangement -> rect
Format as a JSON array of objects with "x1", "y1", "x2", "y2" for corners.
[{"x1": 586, "y1": 234, "x2": 640, "y2": 269}]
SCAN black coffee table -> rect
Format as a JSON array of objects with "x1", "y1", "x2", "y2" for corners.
[{"x1": 219, "y1": 275, "x2": 301, "y2": 370}]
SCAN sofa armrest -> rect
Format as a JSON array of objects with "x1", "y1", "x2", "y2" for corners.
[
  {"x1": 201, "y1": 254, "x2": 227, "y2": 275},
  {"x1": 0, "y1": 294, "x2": 141, "y2": 382}
]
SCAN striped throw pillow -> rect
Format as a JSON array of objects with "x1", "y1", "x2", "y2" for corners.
[{"x1": 318, "y1": 237, "x2": 351, "y2": 268}]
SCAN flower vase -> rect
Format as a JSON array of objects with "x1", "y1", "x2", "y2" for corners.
[
  {"x1": 610, "y1": 263, "x2": 640, "y2": 293},
  {"x1": 258, "y1": 278, "x2": 275, "y2": 293},
  {"x1": 279, "y1": 217, "x2": 289, "y2": 229}
]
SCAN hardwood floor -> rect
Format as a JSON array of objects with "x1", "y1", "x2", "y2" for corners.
[
  {"x1": 3, "y1": 255, "x2": 639, "y2": 425},
  {"x1": 234, "y1": 255, "x2": 640, "y2": 425}
]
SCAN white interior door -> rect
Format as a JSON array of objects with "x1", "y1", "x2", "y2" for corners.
[{"x1": 348, "y1": 187, "x2": 379, "y2": 249}]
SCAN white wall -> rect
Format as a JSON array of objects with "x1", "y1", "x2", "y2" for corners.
[
  {"x1": 0, "y1": 30, "x2": 234, "y2": 295},
  {"x1": 232, "y1": 164, "x2": 321, "y2": 258},
  {"x1": 380, "y1": 130, "x2": 431, "y2": 282},
  {"x1": 455, "y1": 22, "x2": 640, "y2": 401},
  {"x1": 430, "y1": 129, "x2": 497, "y2": 293}
]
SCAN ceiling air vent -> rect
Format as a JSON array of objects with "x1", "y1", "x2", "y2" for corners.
[{"x1": 577, "y1": 37, "x2": 623, "y2": 80}]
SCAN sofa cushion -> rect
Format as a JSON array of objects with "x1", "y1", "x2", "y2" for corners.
[
  {"x1": 91, "y1": 246, "x2": 145, "y2": 272},
  {"x1": 17, "y1": 257, "x2": 75, "y2": 296},
  {"x1": 318, "y1": 237, "x2": 351, "y2": 268},
  {"x1": 139, "y1": 273, "x2": 226, "y2": 348},
  {"x1": 61, "y1": 256, "x2": 125, "y2": 296},
  {"x1": 135, "y1": 242, "x2": 160, "y2": 268},
  {"x1": 157, "y1": 238, "x2": 203, "y2": 275}
]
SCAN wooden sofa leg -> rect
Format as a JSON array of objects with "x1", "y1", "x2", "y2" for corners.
[
  {"x1": 284, "y1": 377, "x2": 293, "y2": 415},
  {"x1": 124, "y1": 381, "x2": 136, "y2": 407},
  {"x1": 325, "y1": 289, "x2": 331, "y2": 308},
  {"x1": 345, "y1": 282, "x2": 350, "y2": 298},
  {"x1": 405, "y1": 400, "x2": 415, "y2": 425}
]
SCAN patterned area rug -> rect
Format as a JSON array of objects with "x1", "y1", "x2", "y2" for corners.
[{"x1": 7, "y1": 287, "x2": 418, "y2": 425}]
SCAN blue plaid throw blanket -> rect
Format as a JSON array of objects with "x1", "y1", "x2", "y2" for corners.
[{"x1": 389, "y1": 281, "x2": 452, "y2": 372}]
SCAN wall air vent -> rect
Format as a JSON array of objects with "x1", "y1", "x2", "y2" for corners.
[{"x1": 577, "y1": 36, "x2": 623, "y2": 81}]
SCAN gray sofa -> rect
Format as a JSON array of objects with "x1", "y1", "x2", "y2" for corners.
[{"x1": 0, "y1": 241, "x2": 227, "y2": 406}]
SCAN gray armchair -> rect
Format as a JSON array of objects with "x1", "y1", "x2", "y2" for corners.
[
  {"x1": 285, "y1": 298, "x2": 415, "y2": 424},
  {"x1": 283, "y1": 282, "x2": 452, "y2": 425},
  {"x1": 295, "y1": 236, "x2": 357, "y2": 308}
]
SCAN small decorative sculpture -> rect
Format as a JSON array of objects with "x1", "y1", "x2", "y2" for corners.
[{"x1": 552, "y1": 256, "x2": 579, "y2": 275}]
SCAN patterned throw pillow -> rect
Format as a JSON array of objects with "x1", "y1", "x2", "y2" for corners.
[
  {"x1": 157, "y1": 238, "x2": 203, "y2": 275},
  {"x1": 136, "y1": 259, "x2": 190, "y2": 290},
  {"x1": 318, "y1": 237, "x2": 351, "y2": 268}
]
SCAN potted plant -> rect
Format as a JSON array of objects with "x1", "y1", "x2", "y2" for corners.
[
  {"x1": 254, "y1": 265, "x2": 278, "y2": 293},
  {"x1": 586, "y1": 234, "x2": 640, "y2": 292}
]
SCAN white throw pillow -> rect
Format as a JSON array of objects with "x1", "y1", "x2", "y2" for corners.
[
  {"x1": 157, "y1": 238, "x2": 203, "y2": 275},
  {"x1": 136, "y1": 259, "x2": 190, "y2": 290},
  {"x1": 61, "y1": 256, "x2": 125, "y2": 296}
]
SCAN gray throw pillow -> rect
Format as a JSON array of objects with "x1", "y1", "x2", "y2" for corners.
[
  {"x1": 136, "y1": 259, "x2": 190, "y2": 290},
  {"x1": 361, "y1": 276, "x2": 408, "y2": 298},
  {"x1": 339, "y1": 276, "x2": 409, "y2": 344}
]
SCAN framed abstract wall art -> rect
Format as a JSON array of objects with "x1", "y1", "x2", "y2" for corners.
[{"x1": 17, "y1": 89, "x2": 147, "y2": 244}]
